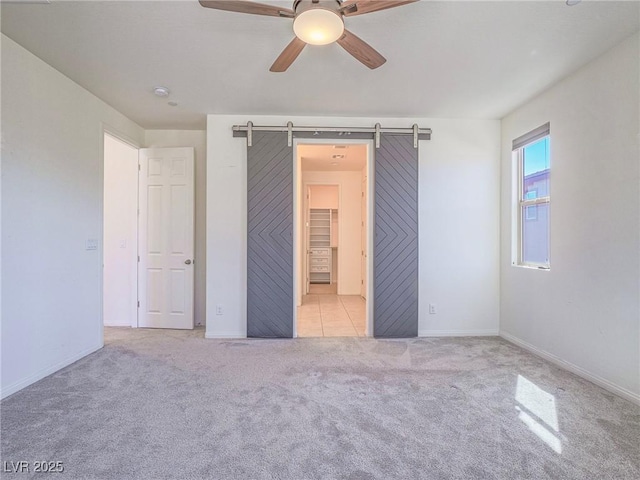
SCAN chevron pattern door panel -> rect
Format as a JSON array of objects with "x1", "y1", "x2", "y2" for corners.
[
  {"x1": 374, "y1": 134, "x2": 419, "y2": 337},
  {"x1": 247, "y1": 132, "x2": 293, "y2": 338}
]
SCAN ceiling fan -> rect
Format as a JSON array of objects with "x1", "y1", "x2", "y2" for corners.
[{"x1": 199, "y1": 0, "x2": 417, "y2": 72}]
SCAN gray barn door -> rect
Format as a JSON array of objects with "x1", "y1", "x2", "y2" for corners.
[
  {"x1": 374, "y1": 134, "x2": 419, "y2": 337},
  {"x1": 247, "y1": 132, "x2": 293, "y2": 337}
]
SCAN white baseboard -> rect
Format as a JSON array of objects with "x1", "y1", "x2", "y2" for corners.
[
  {"x1": 500, "y1": 331, "x2": 640, "y2": 406},
  {"x1": 205, "y1": 331, "x2": 246, "y2": 339},
  {"x1": 1, "y1": 343, "x2": 103, "y2": 400},
  {"x1": 419, "y1": 329, "x2": 499, "y2": 337}
]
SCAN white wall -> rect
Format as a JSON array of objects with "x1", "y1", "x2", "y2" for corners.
[
  {"x1": 144, "y1": 130, "x2": 207, "y2": 326},
  {"x1": 304, "y1": 172, "x2": 361, "y2": 294},
  {"x1": 103, "y1": 134, "x2": 138, "y2": 327},
  {"x1": 500, "y1": 33, "x2": 640, "y2": 403},
  {"x1": 420, "y1": 120, "x2": 502, "y2": 336},
  {"x1": 309, "y1": 184, "x2": 339, "y2": 209},
  {"x1": 1, "y1": 35, "x2": 145, "y2": 398},
  {"x1": 206, "y1": 114, "x2": 500, "y2": 338}
]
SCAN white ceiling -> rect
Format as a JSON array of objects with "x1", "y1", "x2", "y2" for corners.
[
  {"x1": 300, "y1": 144, "x2": 367, "y2": 171},
  {"x1": 2, "y1": 1, "x2": 638, "y2": 129}
]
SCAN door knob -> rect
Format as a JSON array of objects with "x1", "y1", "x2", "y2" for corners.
[{"x1": 184, "y1": 259, "x2": 192, "y2": 265}]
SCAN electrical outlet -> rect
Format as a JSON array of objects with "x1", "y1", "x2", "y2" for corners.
[
  {"x1": 216, "y1": 304, "x2": 224, "y2": 315},
  {"x1": 429, "y1": 303, "x2": 437, "y2": 314}
]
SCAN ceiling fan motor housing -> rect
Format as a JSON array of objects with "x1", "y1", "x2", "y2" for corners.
[{"x1": 293, "y1": 0, "x2": 343, "y2": 15}]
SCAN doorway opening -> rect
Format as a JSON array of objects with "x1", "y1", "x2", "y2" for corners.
[
  {"x1": 294, "y1": 142, "x2": 372, "y2": 337},
  {"x1": 103, "y1": 132, "x2": 139, "y2": 328},
  {"x1": 103, "y1": 133, "x2": 196, "y2": 331}
]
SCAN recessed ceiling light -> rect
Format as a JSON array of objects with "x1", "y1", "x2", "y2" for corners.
[
  {"x1": 168, "y1": 101, "x2": 178, "y2": 107},
  {"x1": 153, "y1": 86, "x2": 170, "y2": 97},
  {"x1": 566, "y1": 0, "x2": 581, "y2": 5},
  {"x1": 332, "y1": 154, "x2": 345, "y2": 159}
]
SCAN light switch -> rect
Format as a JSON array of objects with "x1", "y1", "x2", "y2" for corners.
[{"x1": 86, "y1": 238, "x2": 99, "y2": 251}]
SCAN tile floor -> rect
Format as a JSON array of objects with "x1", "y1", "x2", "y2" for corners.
[
  {"x1": 297, "y1": 285, "x2": 366, "y2": 337},
  {"x1": 308, "y1": 284, "x2": 337, "y2": 295}
]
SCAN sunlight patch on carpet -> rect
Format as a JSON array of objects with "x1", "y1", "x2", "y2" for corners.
[{"x1": 515, "y1": 374, "x2": 562, "y2": 454}]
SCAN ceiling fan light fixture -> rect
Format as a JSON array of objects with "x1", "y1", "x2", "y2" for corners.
[{"x1": 293, "y1": 8, "x2": 344, "y2": 45}]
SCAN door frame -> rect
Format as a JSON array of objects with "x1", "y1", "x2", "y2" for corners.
[
  {"x1": 360, "y1": 171, "x2": 367, "y2": 299},
  {"x1": 101, "y1": 125, "x2": 141, "y2": 333},
  {"x1": 293, "y1": 138, "x2": 374, "y2": 338}
]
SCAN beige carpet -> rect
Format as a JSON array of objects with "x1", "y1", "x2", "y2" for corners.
[{"x1": 2, "y1": 327, "x2": 639, "y2": 479}]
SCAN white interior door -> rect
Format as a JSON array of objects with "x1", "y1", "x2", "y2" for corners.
[{"x1": 138, "y1": 147, "x2": 195, "y2": 329}]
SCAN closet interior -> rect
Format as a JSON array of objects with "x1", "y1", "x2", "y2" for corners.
[
  {"x1": 309, "y1": 209, "x2": 334, "y2": 284},
  {"x1": 307, "y1": 185, "x2": 339, "y2": 287}
]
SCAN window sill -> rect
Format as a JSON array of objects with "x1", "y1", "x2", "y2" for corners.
[{"x1": 512, "y1": 263, "x2": 550, "y2": 271}]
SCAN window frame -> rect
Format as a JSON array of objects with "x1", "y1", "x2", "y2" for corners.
[{"x1": 512, "y1": 125, "x2": 550, "y2": 270}]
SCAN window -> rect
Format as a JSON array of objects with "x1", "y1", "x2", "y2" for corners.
[{"x1": 512, "y1": 123, "x2": 550, "y2": 269}]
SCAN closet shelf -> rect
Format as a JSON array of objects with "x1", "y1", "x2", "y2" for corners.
[{"x1": 309, "y1": 208, "x2": 334, "y2": 284}]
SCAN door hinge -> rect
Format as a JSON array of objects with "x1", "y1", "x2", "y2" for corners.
[
  {"x1": 361, "y1": 280, "x2": 364, "y2": 285},
  {"x1": 138, "y1": 164, "x2": 141, "y2": 171},
  {"x1": 137, "y1": 301, "x2": 140, "y2": 308},
  {"x1": 138, "y1": 256, "x2": 140, "y2": 262}
]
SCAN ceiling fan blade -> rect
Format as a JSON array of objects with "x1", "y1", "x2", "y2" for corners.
[
  {"x1": 337, "y1": 29, "x2": 386, "y2": 69},
  {"x1": 270, "y1": 37, "x2": 307, "y2": 72},
  {"x1": 340, "y1": 0, "x2": 418, "y2": 17},
  {"x1": 199, "y1": 1, "x2": 294, "y2": 18}
]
